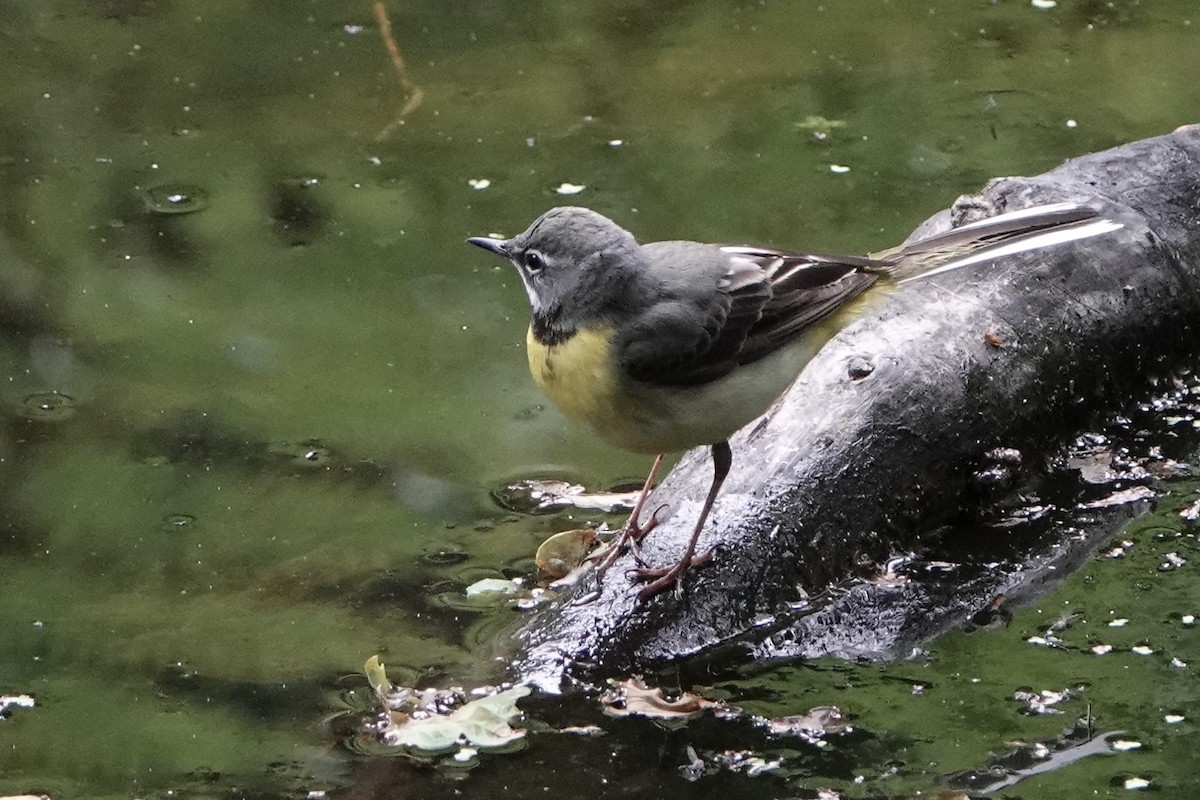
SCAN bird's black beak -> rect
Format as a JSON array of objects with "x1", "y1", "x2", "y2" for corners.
[{"x1": 467, "y1": 236, "x2": 510, "y2": 257}]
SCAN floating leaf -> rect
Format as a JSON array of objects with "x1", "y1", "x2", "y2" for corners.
[
  {"x1": 387, "y1": 685, "x2": 532, "y2": 752},
  {"x1": 765, "y1": 706, "x2": 848, "y2": 738},
  {"x1": 793, "y1": 115, "x2": 846, "y2": 131},
  {"x1": 601, "y1": 677, "x2": 722, "y2": 720},
  {"x1": 536, "y1": 528, "x2": 599, "y2": 581},
  {"x1": 364, "y1": 655, "x2": 390, "y2": 701},
  {"x1": 464, "y1": 578, "x2": 520, "y2": 596}
]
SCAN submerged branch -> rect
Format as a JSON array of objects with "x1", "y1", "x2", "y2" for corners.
[{"x1": 373, "y1": 1, "x2": 424, "y2": 141}]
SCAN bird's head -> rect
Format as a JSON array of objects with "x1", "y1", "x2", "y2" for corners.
[{"x1": 468, "y1": 206, "x2": 644, "y2": 341}]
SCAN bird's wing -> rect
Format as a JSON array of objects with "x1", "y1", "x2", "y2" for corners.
[
  {"x1": 617, "y1": 245, "x2": 892, "y2": 387},
  {"x1": 731, "y1": 246, "x2": 891, "y2": 363}
]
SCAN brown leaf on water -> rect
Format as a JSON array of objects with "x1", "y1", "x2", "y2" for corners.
[
  {"x1": 1078, "y1": 485, "x2": 1156, "y2": 509},
  {"x1": 535, "y1": 528, "x2": 599, "y2": 581},
  {"x1": 600, "y1": 677, "x2": 723, "y2": 719},
  {"x1": 764, "y1": 705, "x2": 848, "y2": 737}
]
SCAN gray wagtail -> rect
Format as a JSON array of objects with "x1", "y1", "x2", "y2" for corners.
[{"x1": 468, "y1": 204, "x2": 1119, "y2": 601}]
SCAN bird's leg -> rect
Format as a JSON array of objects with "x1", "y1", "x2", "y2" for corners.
[
  {"x1": 590, "y1": 453, "x2": 665, "y2": 577},
  {"x1": 633, "y1": 441, "x2": 731, "y2": 601},
  {"x1": 621, "y1": 453, "x2": 666, "y2": 546}
]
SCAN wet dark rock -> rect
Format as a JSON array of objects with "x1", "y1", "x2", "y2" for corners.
[{"x1": 511, "y1": 127, "x2": 1200, "y2": 685}]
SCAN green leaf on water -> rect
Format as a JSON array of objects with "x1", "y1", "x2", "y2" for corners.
[
  {"x1": 364, "y1": 654, "x2": 390, "y2": 699},
  {"x1": 390, "y1": 685, "x2": 533, "y2": 752}
]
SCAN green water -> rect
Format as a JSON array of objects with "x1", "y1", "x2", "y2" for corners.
[{"x1": 1, "y1": 1, "x2": 1198, "y2": 797}]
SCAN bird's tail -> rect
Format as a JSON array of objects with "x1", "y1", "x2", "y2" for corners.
[{"x1": 877, "y1": 202, "x2": 1124, "y2": 283}]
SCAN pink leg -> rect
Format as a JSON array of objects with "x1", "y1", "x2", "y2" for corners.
[
  {"x1": 591, "y1": 453, "x2": 665, "y2": 578},
  {"x1": 633, "y1": 441, "x2": 731, "y2": 601}
]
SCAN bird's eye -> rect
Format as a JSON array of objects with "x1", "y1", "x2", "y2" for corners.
[{"x1": 525, "y1": 251, "x2": 545, "y2": 272}]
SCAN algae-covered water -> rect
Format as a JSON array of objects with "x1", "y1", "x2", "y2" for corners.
[{"x1": 1, "y1": 1, "x2": 1198, "y2": 798}]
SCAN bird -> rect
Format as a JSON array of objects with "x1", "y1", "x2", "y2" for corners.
[{"x1": 467, "y1": 203, "x2": 1117, "y2": 601}]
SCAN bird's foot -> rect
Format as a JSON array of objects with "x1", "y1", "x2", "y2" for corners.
[
  {"x1": 588, "y1": 504, "x2": 667, "y2": 577},
  {"x1": 630, "y1": 548, "x2": 714, "y2": 602},
  {"x1": 629, "y1": 503, "x2": 668, "y2": 544}
]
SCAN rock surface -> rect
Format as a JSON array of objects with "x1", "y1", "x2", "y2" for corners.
[{"x1": 512, "y1": 127, "x2": 1200, "y2": 687}]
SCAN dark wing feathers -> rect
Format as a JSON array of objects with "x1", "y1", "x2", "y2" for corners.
[
  {"x1": 617, "y1": 298, "x2": 734, "y2": 386},
  {"x1": 618, "y1": 244, "x2": 891, "y2": 387}
]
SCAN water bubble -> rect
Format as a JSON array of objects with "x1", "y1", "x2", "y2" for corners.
[
  {"x1": 19, "y1": 392, "x2": 76, "y2": 422},
  {"x1": 491, "y1": 476, "x2": 604, "y2": 514},
  {"x1": 421, "y1": 545, "x2": 470, "y2": 566},
  {"x1": 297, "y1": 445, "x2": 331, "y2": 465},
  {"x1": 142, "y1": 184, "x2": 208, "y2": 215},
  {"x1": 161, "y1": 513, "x2": 197, "y2": 532},
  {"x1": 1159, "y1": 552, "x2": 1187, "y2": 570},
  {"x1": 270, "y1": 440, "x2": 334, "y2": 468}
]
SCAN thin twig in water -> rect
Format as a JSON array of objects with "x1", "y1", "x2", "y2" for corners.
[{"x1": 373, "y1": 1, "x2": 424, "y2": 141}]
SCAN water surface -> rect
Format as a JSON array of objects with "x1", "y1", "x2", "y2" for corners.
[{"x1": 1, "y1": 1, "x2": 1198, "y2": 797}]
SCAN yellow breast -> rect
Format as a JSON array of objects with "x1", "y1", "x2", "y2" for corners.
[
  {"x1": 526, "y1": 325, "x2": 620, "y2": 432},
  {"x1": 524, "y1": 321, "x2": 836, "y2": 456}
]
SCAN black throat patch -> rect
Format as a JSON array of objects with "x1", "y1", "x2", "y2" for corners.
[{"x1": 530, "y1": 310, "x2": 576, "y2": 346}]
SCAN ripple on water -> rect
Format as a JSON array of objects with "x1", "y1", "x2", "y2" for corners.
[
  {"x1": 141, "y1": 183, "x2": 209, "y2": 215},
  {"x1": 19, "y1": 392, "x2": 77, "y2": 422},
  {"x1": 420, "y1": 544, "x2": 470, "y2": 566},
  {"x1": 160, "y1": 513, "x2": 197, "y2": 533}
]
